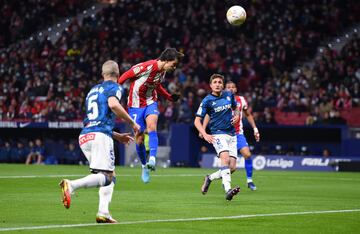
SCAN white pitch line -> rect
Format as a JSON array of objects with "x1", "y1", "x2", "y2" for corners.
[
  {"x1": 0, "y1": 174, "x2": 85, "y2": 179},
  {"x1": 0, "y1": 209, "x2": 359, "y2": 232},
  {"x1": 0, "y1": 174, "x2": 203, "y2": 179},
  {"x1": 1, "y1": 174, "x2": 359, "y2": 181}
]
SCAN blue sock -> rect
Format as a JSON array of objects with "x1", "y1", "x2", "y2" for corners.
[
  {"x1": 245, "y1": 157, "x2": 253, "y2": 179},
  {"x1": 148, "y1": 131, "x2": 158, "y2": 158},
  {"x1": 136, "y1": 144, "x2": 147, "y2": 165}
]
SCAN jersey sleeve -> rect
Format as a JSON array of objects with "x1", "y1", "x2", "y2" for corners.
[
  {"x1": 240, "y1": 96, "x2": 248, "y2": 110},
  {"x1": 118, "y1": 69, "x2": 134, "y2": 84},
  {"x1": 118, "y1": 60, "x2": 155, "y2": 84},
  {"x1": 196, "y1": 99, "x2": 208, "y2": 118},
  {"x1": 118, "y1": 64, "x2": 143, "y2": 84},
  {"x1": 106, "y1": 84, "x2": 123, "y2": 101},
  {"x1": 156, "y1": 83, "x2": 172, "y2": 101}
]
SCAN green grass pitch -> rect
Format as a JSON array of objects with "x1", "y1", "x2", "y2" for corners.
[{"x1": 0, "y1": 164, "x2": 359, "y2": 233}]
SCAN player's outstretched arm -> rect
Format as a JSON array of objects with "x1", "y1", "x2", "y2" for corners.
[
  {"x1": 244, "y1": 108, "x2": 260, "y2": 142},
  {"x1": 156, "y1": 84, "x2": 180, "y2": 102},
  {"x1": 108, "y1": 96, "x2": 140, "y2": 134},
  {"x1": 194, "y1": 116, "x2": 214, "y2": 144},
  {"x1": 118, "y1": 69, "x2": 137, "y2": 85},
  {"x1": 112, "y1": 131, "x2": 134, "y2": 145}
]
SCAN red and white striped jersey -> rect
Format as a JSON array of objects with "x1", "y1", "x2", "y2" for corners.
[
  {"x1": 234, "y1": 95, "x2": 248, "y2": 134},
  {"x1": 118, "y1": 59, "x2": 172, "y2": 108}
]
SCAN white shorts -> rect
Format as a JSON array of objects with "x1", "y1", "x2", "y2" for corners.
[
  {"x1": 212, "y1": 134, "x2": 238, "y2": 159},
  {"x1": 79, "y1": 132, "x2": 115, "y2": 171}
]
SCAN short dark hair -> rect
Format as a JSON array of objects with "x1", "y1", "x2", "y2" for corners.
[
  {"x1": 225, "y1": 80, "x2": 235, "y2": 86},
  {"x1": 158, "y1": 48, "x2": 184, "y2": 61},
  {"x1": 209, "y1": 74, "x2": 225, "y2": 83}
]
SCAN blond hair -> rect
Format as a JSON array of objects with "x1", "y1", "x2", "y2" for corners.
[{"x1": 102, "y1": 60, "x2": 119, "y2": 77}]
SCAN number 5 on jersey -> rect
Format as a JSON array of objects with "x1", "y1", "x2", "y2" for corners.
[{"x1": 87, "y1": 94, "x2": 99, "y2": 120}]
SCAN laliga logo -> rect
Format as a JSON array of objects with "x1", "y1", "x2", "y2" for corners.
[
  {"x1": 253, "y1": 155, "x2": 294, "y2": 170},
  {"x1": 253, "y1": 156, "x2": 266, "y2": 170}
]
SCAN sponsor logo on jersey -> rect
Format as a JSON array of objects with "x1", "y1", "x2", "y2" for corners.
[
  {"x1": 214, "y1": 104, "x2": 231, "y2": 113},
  {"x1": 85, "y1": 121, "x2": 101, "y2": 127},
  {"x1": 79, "y1": 133, "x2": 96, "y2": 145}
]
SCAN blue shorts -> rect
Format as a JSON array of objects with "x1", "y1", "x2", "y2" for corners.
[
  {"x1": 128, "y1": 102, "x2": 159, "y2": 132},
  {"x1": 237, "y1": 134, "x2": 249, "y2": 150}
]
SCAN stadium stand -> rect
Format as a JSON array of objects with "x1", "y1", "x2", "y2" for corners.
[
  {"x1": 0, "y1": 0, "x2": 96, "y2": 47},
  {"x1": 0, "y1": 0, "x2": 359, "y2": 127}
]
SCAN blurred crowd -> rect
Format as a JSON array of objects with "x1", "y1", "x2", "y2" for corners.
[
  {"x1": 0, "y1": 0, "x2": 359, "y2": 128},
  {"x1": 0, "y1": 137, "x2": 86, "y2": 164},
  {"x1": 0, "y1": 0, "x2": 95, "y2": 47}
]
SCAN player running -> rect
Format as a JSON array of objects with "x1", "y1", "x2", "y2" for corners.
[
  {"x1": 226, "y1": 81, "x2": 259, "y2": 190},
  {"x1": 200, "y1": 81, "x2": 260, "y2": 192},
  {"x1": 194, "y1": 74, "x2": 241, "y2": 201},
  {"x1": 118, "y1": 48, "x2": 184, "y2": 183},
  {"x1": 59, "y1": 60, "x2": 140, "y2": 223}
]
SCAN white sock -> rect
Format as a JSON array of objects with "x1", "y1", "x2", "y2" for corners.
[
  {"x1": 149, "y1": 156, "x2": 156, "y2": 164},
  {"x1": 98, "y1": 182, "x2": 114, "y2": 216},
  {"x1": 221, "y1": 167, "x2": 231, "y2": 192},
  {"x1": 247, "y1": 178, "x2": 253, "y2": 183},
  {"x1": 70, "y1": 174, "x2": 106, "y2": 191},
  {"x1": 209, "y1": 170, "x2": 222, "y2": 181}
]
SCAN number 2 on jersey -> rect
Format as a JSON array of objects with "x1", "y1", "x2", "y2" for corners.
[{"x1": 87, "y1": 94, "x2": 99, "y2": 120}]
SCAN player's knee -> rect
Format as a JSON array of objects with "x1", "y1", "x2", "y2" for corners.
[
  {"x1": 230, "y1": 166, "x2": 236, "y2": 173},
  {"x1": 103, "y1": 172, "x2": 114, "y2": 186},
  {"x1": 147, "y1": 124, "x2": 157, "y2": 132},
  {"x1": 92, "y1": 170, "x2": 114, "y2": 186},
  {"x1": 136, "y1": 138, "x2": 144, "y2": 145},
  {"x1": 136, "y1": 134, "x2": 144, "y2": 145},
  {"x1": 221, "y1": 158, "x2": 230, "y2": 165},
  {"x1": 240, "y1": 148, "x2": 251, "y2": 159},
  {"x1": 243, "y1": 152, "x2": 251, "y2": 159}
]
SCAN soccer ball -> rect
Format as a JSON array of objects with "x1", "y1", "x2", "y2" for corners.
[{"x1": 226, "y1": 5, "x2": 246, "y2": 26}]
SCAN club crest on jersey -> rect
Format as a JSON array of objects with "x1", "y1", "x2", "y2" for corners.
[
  {"x1": 212, "y1": 102, "x2": 216, "y2": 106},
  {"x1": 133, "y1": 67, "x2": 141, "y2": 74},
  {"x1": 227, "y1": 96, "x2": 231, "y2": 101}
]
